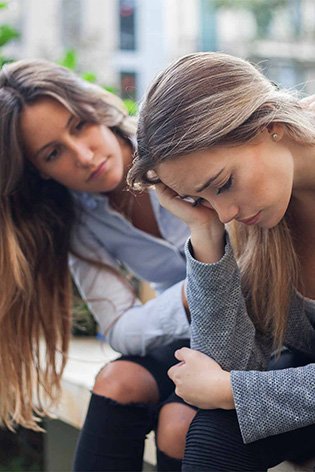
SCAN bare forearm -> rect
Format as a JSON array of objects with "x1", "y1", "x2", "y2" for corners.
[
  {"x1": 219, "y1": 371, "x2": 235, "y2": 410},
  {"x1": 190, "y1": 226, "x2": 225, "y2": 264}
]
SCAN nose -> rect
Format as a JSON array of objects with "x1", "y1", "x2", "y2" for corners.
[
  {"x1": 214, "y1": 201, "x2": 239, "y2": 224},
  {"x1": 72, "y1": 139, "x2": 94, "y2": 167}
]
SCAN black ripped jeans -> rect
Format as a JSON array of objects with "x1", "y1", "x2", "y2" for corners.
[{"x1": 73, "y1": 339, "x2": 193, "y2": 472}]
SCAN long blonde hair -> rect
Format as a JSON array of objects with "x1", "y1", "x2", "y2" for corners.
[
  {"x1": 129, "y1": 52, "x2": 315, "y2": 348},
  {"x1": 0, "y1": 59, "x2": 136, "y2": 430}
]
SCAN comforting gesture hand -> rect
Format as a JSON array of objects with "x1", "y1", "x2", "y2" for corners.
[{"x1": 168, "y1": 347, "x2": 235, "y2": 410}]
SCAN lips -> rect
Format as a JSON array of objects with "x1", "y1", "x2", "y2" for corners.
[
  {"x1": 238, "y1": 211, "x2": 261, "y2": 225},
  {"x1": 87, "y1": 159, "x2": 107, "y2": 182}
]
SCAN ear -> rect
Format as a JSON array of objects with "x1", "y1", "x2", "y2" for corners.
[{"x1": 266, "y1": 123, "x2": 285, "y2": 142}]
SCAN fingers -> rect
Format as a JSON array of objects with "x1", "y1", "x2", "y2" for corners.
[
  {"x1": 174, "y1": 347, "x2": 192, "y2": 362},
  {"x1": 167, "y1": 364, "x2": 179, "y2": 381},
  {"x1": 154, "y1": 183, "x2": 189, "y2": 209},
  {"x1": 168, "y1": 348, "x2": 197, "y2": 381},
  {"x1": 154, "y1": 182, "x2": 177, "y2": 198}
]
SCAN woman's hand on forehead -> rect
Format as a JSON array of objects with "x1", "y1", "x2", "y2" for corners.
[
  {"x1": 155, "y1": 182, "x2": 225, "y2": 263},
  {"x1": 154, "y1": 183, "x2": 219, "y2": 229}
]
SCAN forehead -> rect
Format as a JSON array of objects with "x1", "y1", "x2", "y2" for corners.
[
  {"x1": 156, "y1": 149, "x2": 226, "y2": 194},
  {"x1": 20, "y1": 98, "x2": 70, "y2": 153},
  {"x1": 21, "y1": 97, "x2": 69, "y2": 128}
]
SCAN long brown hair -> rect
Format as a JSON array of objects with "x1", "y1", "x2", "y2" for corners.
[
  {"x1": 129, "y1": 52, "x2": 315, "y2": 348},
  {"x1": 0, "y1": 59, "x2": 136, "y2": 430}
]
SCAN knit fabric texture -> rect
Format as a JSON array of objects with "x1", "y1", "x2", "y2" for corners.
[{"x1": 185, "y1": 236, "x2": 315, "y2": 444}]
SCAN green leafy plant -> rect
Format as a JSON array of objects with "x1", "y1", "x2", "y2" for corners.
[
  {"x1": 58, "y1": 48, "x2": 77, "y2": 70},
  {"x1": 59, "y1": 49, "x2": 138, "y2": 115},
  {"x1": 71, "y1": 282, "x2": 97, "y2": 337},
  {"x1": 0, "y1": 1, "x2": 20, "y2": 67}
]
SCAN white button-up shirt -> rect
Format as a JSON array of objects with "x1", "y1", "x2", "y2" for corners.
[{"x1": 69, "y1": 190, "x2": 191, "y2": 355}]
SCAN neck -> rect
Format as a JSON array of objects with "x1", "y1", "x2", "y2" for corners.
[
  {"x1": 110, "y1": 135, "x2": 134, "y2": 197},
  {"x1": 291, "y1": 142, "x2": 315, "y2": 197}
]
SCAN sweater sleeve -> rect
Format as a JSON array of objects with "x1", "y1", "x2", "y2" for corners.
[
  {"x1": 231, "y1": 364, "x2": 315, "y2": 443},
  {"x1": 185, "y1": 236, "x2": 272, "y2": 371},
  {"x1": 70, "y1": 227, "x2": 190, "y2": 356},
  {"x1": 186, "y1": 236, "x2": 315, "y2": 445}
]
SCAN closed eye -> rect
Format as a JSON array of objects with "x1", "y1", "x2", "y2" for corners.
[
  {"x1": 216, "y1": 176, "x2": 233, "y2": 195},
  {"x1": 74, "y1": 119, "x2": 87, "y2": 131},
  {"x1": 45, "y1": 147, "x2": 60, "y2": 162}
]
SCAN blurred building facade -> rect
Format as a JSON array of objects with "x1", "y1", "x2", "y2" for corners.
[{"x1": 2, "y1": 0, "x2": 315, "y2": 100}]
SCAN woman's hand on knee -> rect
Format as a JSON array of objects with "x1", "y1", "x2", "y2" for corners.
[{"x1": 168, "y1": 348, "x2": 235, "y2": 410}]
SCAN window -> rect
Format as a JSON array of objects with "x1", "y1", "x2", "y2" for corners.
[
  {"x1": 119, "y1": 0, "x2": 136, "y2": 50},
  {"x1": 120, "y1": 71, "x2": 137, "y2": 101},
  {"x1": 61, "y1": 0, "x2": 82, "y2": 49}
]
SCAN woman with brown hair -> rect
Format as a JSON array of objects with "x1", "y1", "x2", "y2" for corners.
[
  {"x1": 0, "y1": 59, "x2": 196, "y2": 471},
  {"x1": 129, "y1": 51, "x2": 315, "y2": 471}
]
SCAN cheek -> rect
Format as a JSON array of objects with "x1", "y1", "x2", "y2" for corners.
[
  {"x1": 248, "y1": 172, "x2": 271, "y2": 199},
  {"x1": 45, "y1": 164, "x2": 76, "y2": 185},
  {"x1": 100, "y1": 128, "x2": 120, "y2": 151}
]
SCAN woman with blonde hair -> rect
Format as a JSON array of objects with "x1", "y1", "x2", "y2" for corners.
[
  {"x1": 0, "y1": 59, "x2": 196, "y2": 471},
  {"x1": 129, "y1": 51, "x2": 315, "y2": 471}
]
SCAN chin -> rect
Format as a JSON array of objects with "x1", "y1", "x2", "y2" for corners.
[
  {"x1": 103, "y1": 175, "x2": 124, "y2": 192},
  {"x1": 261, "y1": 221, "x2": 278, "y2": 229},
  {"x1": 263, "y1": 211, "x2": 286, "y2": 229}
]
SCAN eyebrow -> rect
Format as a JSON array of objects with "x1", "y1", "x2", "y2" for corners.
[
  {"x1": 33, "y1": 113, "x2": 75, "y2": 158},
  {"x1": 195, "y1": 168, "x2": 225, "y2": 193}
]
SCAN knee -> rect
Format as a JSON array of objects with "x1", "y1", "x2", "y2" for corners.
[
  {"x1": 156, "y1": 403, "x2": 196, "y2": 459},
  {"x1": 93, "y1": 360, "x2": 159, "y2": 404},
  {"x1": 183, "y1": 409, "x2": 262, "y2": 470}
]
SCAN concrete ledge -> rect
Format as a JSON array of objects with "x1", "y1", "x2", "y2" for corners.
[
  {"x1": 54, "y1": 337, "x2": 119, "y2": 429},
  {"x1": 270, "y1": 459, "x2": 315, "y2": 472}
]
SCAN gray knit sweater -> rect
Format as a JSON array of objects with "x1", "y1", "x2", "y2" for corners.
[{"x1": 185, "y1": 237, "x2": 315, "y2": 444}]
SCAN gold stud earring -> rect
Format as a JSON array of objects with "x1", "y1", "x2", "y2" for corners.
[{"x1": 271, "y1": 132, "x2": 278, "y2": 141}]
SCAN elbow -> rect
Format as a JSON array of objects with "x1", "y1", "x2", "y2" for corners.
[
  {"x1": 106, "y1": 329, "x2": 143, "y2": 356},
  {"x1": 106, "y1": 330, "x2": 126, "y2": 354}
]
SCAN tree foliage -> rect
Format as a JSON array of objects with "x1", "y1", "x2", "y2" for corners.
[
  {"x1": 59, "y1": 49, "x2": 138, "y2": 115},
  {"x1": 213, "y1": 0, "x2": 288, "y2": 37},
  {"x1": 0, "y1": 1, "x2": 20, "y2": 66}
]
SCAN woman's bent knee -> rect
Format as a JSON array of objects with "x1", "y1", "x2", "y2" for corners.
[
  {"x1": 183, "y1": 409, "x2": 264, "y2": 471},
  {"x1": 93, "y1": 360, "x2": 159, "y2": 404},
  {"x1": 157, "y1": 403, "x2": 196, "y2": 459}
]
